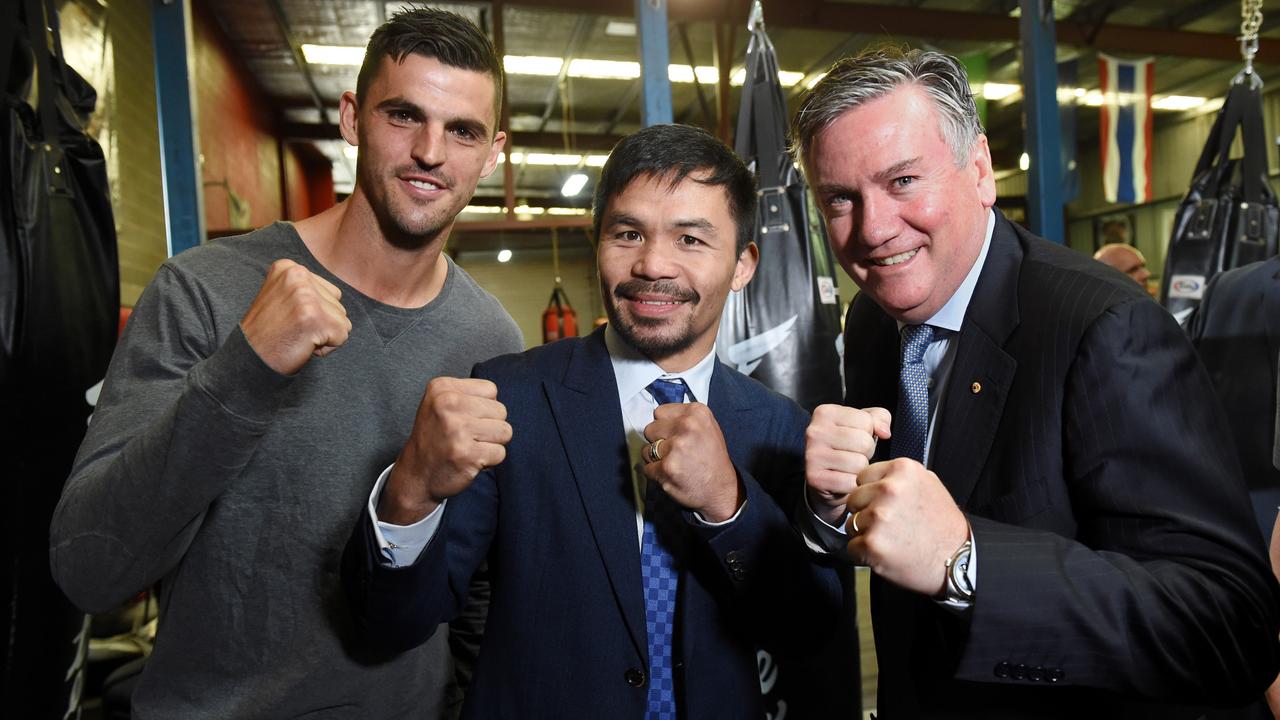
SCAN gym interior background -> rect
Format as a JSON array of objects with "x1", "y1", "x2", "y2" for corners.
[{"x1": 3, "y1": 0, "x2": 1278, "y2": 717}]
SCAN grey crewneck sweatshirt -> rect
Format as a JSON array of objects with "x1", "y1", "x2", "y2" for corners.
[{"x1": 51, "y1": 222, "x2": 522, "y2": 718}]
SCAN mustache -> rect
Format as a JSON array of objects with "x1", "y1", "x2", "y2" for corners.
[{"x1": 613, "y1": 279, "x2": 698, "y2": 303}]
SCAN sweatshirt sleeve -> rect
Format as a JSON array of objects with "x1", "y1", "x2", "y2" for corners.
[{"x1": 50, "y1": 264, "x2": 294, "y2": 613}]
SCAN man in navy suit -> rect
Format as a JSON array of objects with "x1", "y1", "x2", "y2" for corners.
[
  {"x1": 342, "y1": 124, "x2": 843, "y2": 717},
  {"x1": 791, "y1": 48, "x2": 1280, "y2": 717}
]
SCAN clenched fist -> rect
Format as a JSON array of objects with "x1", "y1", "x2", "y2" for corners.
[
  {"x1": 642, "y1": 403, "x2": 741, "y2": 522},
  {"x1": 804, "y1": 405, "x2": 892, "y2": 526},
  {"x1": 846, "y1": 458, "x2": 968, "y2": 596},
  {"x1": 241, "y1": 259, "x2": 352, "y2": 375},
  {"x1": 379, "y1": 377, "x2": 512, "y2": 525}
]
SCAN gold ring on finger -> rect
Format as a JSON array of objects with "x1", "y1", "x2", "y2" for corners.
[{"x1": 851, "y1": 510, "x2": 862, "y2": 534}]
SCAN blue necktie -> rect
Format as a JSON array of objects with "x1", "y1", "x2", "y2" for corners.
[
  {"x1": 892, "y1": 324, "x2": 934, "y2": 463},
  {"x1": 641, "y1": 378, "x2": 687, "y2": 720}
]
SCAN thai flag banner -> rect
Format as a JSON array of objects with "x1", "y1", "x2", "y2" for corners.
[{"x1": 1099, "y1": 53, "x2": 1154, "y2": 203}]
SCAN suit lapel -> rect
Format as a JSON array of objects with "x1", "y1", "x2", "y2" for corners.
[
  {"x1": 543, "y1": 329, "x2": 647, "y2": 660},
  {"x1": 929, "y1": 214, "x2": 1021, "y2": 508}
]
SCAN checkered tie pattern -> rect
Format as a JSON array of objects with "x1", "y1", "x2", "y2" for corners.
[
  {"x1": 891, "y1": 324, "x2": 934, "y2": 463},
  {"x1": 641, "y1": 378, "x2": 688, "y2": 720}
]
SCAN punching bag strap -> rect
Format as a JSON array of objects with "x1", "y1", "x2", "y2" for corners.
[
  {"x1": 1239, "y1": 83, "x2": 1270, "y2": 203},
  {"x1": 22, "y1": 0, "x2": 60, "y2": 149}
]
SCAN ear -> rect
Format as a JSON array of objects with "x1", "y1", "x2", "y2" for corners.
[
  {"x1": 481, "y1": 130, "x2": 507, "y2": 179},
  {"x1": 971, "y1": 134, "x2": 996, "y2": 209},
  {"x1": 731, "y1": 242, "x2": 760, "y2": 292},
  {"x1": 338, "y1": 91, "x2": 360, "y2": 148}
]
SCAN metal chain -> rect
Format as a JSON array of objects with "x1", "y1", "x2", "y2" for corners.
[{"x1": 1242, "y1": 0, "x2": 1264, "y2": 65}]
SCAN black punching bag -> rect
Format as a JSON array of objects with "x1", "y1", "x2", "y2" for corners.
[
  {"x1": 716, "y1": 5, "x2": 844, "y2": 413},
  {"x1": 1, "y1": 0, "x2": 120, "y2": 716}
]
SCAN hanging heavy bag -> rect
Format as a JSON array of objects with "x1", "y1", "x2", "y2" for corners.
[
  {"x1": 1161, "y1": 80, "x2": 1279, "y2": 317},
  {"x1": 542, "y1": 285, "x2": 577, "y2": 343},
  {"x1": 1, "y1": 0, "x2": 120, "y2": 716},
  {"x1": 716, "y1": 12, "x2": 844, "y2": 413}
]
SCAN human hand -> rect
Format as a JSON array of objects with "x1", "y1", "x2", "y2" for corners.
[
  {"x1": 379, "y1": 377, "x2": 511, "y2": 525},
  {"x1": 846, "y1": 458, "x2": 968, "y2": 596},
  {"x1": 804, "y1": 405, "x2": 892, "y2": 526},
  {"x1": 641, "y1": 403, "x2": 741, "y2": 522},
  {"x1": 240, "y1": 259, "x2": 352, "y2": 375}
]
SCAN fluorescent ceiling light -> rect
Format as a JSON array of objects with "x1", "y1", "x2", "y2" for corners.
[
  {"x1": 806, "y1": 72, "x2": 827, "y2": 90},
  {"x1": 1151, "y1": 95, "x2": 1206, "y2": 111},
  {"x1": 504, "y1": 55, "x2": 564, "y2": 76},
  {"x1": 1018, "y1": 152, "x2": 1030, "y2": 171},
  {"x1": 459, "y1": 205, "x2": 588, "y2": 217},
  {"x1": 561, "y1": 172, "x2": 589, "y2": 197},
  {"x1": 301, "y1": 44, "x2": 364, "y2": 66},
  {"x1": 500, "y1": 151, "x2": 609, "y2": 167},
  {"x1": 981, "y1": 83, "x2": 1021, "y2": 101},
  {"x1": 568, "y1": 58, "x2": 641, "y2": 80},
  {"x1": 605, "y1": 21, "x2": 636, "y2": 37},
  {"x1": 497, "y1": 249, "x2": 513, "y2": 263}
]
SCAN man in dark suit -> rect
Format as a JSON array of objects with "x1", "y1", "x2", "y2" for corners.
[
  {"x1": 791, "y1": 47, "x2": 1280, "y2": 718},
  {"x1": 342, "y1": 124, "x2": 842, "y2": 717},
  {"x1": 1189, "y1": 255, "x2": 1280, "y2": 537},
  {"x1": 1189, "y1": 257, "x2": 1280, "y2": 718}
]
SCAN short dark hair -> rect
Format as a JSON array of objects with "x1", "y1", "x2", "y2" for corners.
[
  {"x1": 592, "y1": 124, "x2": 757, "y2": 254},
  {"x1": 356, "y1": 7, "x2": 504, "y2": 130}
]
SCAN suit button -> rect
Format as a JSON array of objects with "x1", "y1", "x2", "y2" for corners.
[
  {"x1": 994, "y1": 662, "x2": 1011, "y2": 679},
  {"x1": 725, "y1": 550, "x2": 740, "y2": 564},
  {"x1": 1048, "y1": 668, "x2": 1065, "y2": 683},
  {"x1": 1012, "y1": 664, "x2": 1027, "y2": 680},
  {"x1": 673, "y1": 659, "x2": 685, "y2": 671},
  {"x1": 625, "y1": 667, "x2": 647, "y2": 687},
  {"x1": 1028, "y1": 666, "x2": 1045, "y2": 682}
]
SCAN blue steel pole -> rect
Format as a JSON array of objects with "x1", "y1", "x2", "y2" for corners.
[
  {"x1": 636, "y1": 0, "x2": 673, "y2": 126},
  {"x1": 1019, "y1": 0, "x2": 1065, "y2": 243},
  {"x1": 152, "y1": 0, "x2": 205, "y2": 256}
]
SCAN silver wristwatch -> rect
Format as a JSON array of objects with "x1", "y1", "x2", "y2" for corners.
[{"x1": 943, "y1": 538, "x2": 974, "y2": 603}]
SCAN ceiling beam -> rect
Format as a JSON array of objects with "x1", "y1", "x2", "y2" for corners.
[{"x1": 496, "y1": 0, "x2": 1280, "y2": 63}]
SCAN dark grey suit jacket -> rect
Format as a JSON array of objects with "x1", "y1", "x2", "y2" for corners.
[{"x1": 844, "y1": 212, "x2": 1280, "y2": 718}]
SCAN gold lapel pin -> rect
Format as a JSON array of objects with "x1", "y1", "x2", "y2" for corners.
[{"x1": 971, "y1": 381, "x2": 982, "y2": 394}]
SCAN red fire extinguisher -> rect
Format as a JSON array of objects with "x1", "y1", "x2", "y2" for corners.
[{"x1": 542, "y1": 284, "x2": 578, "y2": 343}]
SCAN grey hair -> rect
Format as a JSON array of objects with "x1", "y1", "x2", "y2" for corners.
[{"x1": 790, "y1": 46, "x2": 985, "y2": 170}]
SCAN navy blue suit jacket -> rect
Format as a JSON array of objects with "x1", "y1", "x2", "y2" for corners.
[
  {"x1": 843, "y1": 212, "x2": 1280, "y2": 718},
  {"x1": 343, "y1": 329, "x2": 842, "y2": 718}
]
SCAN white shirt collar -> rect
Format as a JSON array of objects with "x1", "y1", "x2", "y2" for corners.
[
  {"x1": 604, "y1": 325, "x2": 717, "y2": 406},
  {"x1": 898, "y1": 208, "x2": 996, "y2": 334}
]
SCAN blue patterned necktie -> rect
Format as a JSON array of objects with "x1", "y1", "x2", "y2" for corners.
[
  {"x1": 892, "y1": 324, "x2": 934, "y2": 463},
  {"x1": 640, "y1": 378, "x2": 687, "y2": 720}
]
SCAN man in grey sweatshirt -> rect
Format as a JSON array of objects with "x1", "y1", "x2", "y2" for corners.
[{"x1": 49, "y1": 8, "x2": 521, "y2": 718}]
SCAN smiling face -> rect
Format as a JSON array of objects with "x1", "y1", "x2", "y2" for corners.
[
  {"x1": 597, "y1": 172, "x2": 758, "y2": 372},
  {"x1": 339, "y1": 53, "x2": 505, "y2": 249},
  {"x1": 806, "y1": 85, "x2": 996, "y2": 324}
]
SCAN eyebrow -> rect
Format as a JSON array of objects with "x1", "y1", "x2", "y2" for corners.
[
  {"x1": 374, "y1": 97, "x2": 492, "y2": 136},
  {"x1": 872, "y1": 157, "x2": 922, "y2": 183},
  {"x1": 604, "y1": 213, "x2": 718, "y2": 234},
  {"x1": 672, "y1": 218, "x2": 717, "y2": 234}
]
